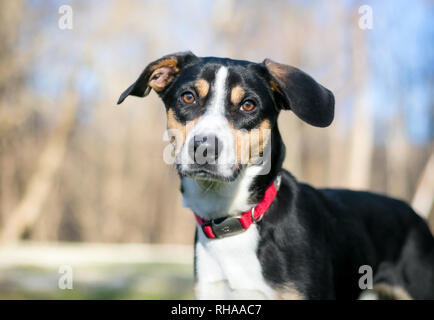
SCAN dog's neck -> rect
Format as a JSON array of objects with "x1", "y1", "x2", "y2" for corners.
[{"x1": 181, "y1": 127, "x2": 285, "y2": 220}]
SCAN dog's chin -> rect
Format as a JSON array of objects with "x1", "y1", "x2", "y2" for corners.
[{"x1": 177, "y1": 164, "x2": 242, "y2": 183}]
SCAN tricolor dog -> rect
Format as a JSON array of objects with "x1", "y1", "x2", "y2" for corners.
[{"x1": 118, "y1": 52, "x2": 434, "y2": 299}]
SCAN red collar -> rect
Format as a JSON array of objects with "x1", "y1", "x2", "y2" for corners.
[{"x1": 194, "y1": 176, "x2": 280, "y2": 239}]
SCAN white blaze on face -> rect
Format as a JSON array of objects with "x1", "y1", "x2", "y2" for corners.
[
  {"x1": 207, "y1": 66, "x2": 228, "y2": 115},
  {"x1": 179, "y1": 66, "x2": 236, "y2": 177}
]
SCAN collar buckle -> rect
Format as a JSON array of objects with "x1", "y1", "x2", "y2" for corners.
[
  {"x1": 203, "y1": 216, "x2": 245, "y2": 239},
  {"x1": 196, "y1": 174, "x2": 281, "y2": 239}
]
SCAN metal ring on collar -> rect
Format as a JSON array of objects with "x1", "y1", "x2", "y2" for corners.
[{"x1": 251, "y1": 207, "x2": 263, "y2": 223}]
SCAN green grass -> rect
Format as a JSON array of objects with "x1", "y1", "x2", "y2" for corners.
[{"x1": 0, "y1": 262, "x2": 194, "y2": 300}]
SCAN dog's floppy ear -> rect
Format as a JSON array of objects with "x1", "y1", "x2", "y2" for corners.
[
  {"x1": 263, "y1": 59, "x2": 334, "y2": 127},
  {"x1": 117, "y1": 51, "x2": 198, "y2": 105}
]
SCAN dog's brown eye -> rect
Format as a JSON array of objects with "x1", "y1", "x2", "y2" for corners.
[
  {"x1": 182, "y1": 92, "x2": 195, "y2": 104},
  {"x1": 241, "y1": 100, "x2": 256, "y2": 112}
]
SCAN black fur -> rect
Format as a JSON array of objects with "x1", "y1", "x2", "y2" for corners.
[{"x1": 255, "y1": 168, "x2": 434, "y2": 299}]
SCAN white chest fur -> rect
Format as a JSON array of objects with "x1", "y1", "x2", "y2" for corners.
[
  {"x1": 194, "y1": 224, "x2": 274, "y2": 299},
  {"x1": 182, "y1": 165, "x2": 274, "y2": 299}
]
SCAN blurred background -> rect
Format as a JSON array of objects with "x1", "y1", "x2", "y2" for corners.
[{"x1": 0, "y1": 0, "x2": 433, "y2": 299}]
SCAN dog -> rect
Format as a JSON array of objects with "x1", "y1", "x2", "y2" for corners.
[{"x1": 117, "y1": 52, "x2": 434, "y2": 300}]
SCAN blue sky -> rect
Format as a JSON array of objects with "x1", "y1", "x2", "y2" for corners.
[{"x1": 366, "y1": 0, "x2": 434, "y2": 144}]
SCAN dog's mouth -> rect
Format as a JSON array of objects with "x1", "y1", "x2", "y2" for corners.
[{"x1": 177, "y1": 164, "x2": 242, "y2": 182}]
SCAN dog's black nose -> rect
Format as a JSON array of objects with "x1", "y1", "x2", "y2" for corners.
[{"x1": 190, "y1": 134, "x2": 222, "y2": 164}]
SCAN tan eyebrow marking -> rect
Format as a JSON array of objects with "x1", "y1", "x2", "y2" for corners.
[
  {"x1": 194, "y1": 79, "x2": 210, "y2": 98},
  {"x1": 230, "y1": 86, "x2": 245, "y2": 105}
]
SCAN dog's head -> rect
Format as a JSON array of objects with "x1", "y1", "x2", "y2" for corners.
[{"x1": 118, "y1": 51, "x2": 334, "y2": 182}]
